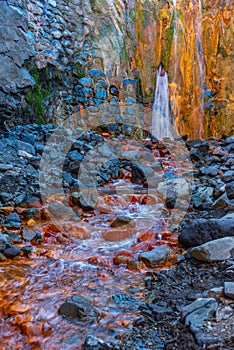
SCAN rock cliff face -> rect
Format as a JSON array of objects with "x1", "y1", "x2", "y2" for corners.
[
  {"x1": 126, "y1": 0, "x2": 234, "y2": 139},
  {"x1": 0, "y1": 0, "x2": 233, "y2": 138},
  {"x1": 0, "y1": 0, "x2": 35, "y2": 126}
]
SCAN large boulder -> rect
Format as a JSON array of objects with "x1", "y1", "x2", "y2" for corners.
[
  {"x1": 190, "y1": 237, "x2": 234, "y2": 262},
  {"x1": 178, "y1": 213, "x2": 234, "y2": 248}
]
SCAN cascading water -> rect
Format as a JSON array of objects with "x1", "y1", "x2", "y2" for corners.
[{"x1": 151, "y1": 63, "x2": 173, "y2": 139}]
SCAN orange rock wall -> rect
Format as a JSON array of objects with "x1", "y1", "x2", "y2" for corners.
[{"x1": 126, "y1": 0, "x2": 234, "y2": 139}]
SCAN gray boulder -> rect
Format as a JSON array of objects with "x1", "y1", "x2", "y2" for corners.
[
  {"x1": 181, "y1": 298, "x2": 218, "y2": 333},
  {"x1": 190, "y1": 237, "x2": 234, "y2": 262}
]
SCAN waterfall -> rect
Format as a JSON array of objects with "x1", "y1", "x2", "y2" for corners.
[{"x1": 151, "y1": 63, "x2": 172, "y2": 139}]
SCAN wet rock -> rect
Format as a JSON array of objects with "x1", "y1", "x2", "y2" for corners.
[
  {"x1": 131, "y1": 164, "x2": 147, "y2": 184},
  {"x1": 22, "y1": 227, "x2": 42, "y2": 241},
  {"x1": 83, "y1": 335, "x2": 109, "y2": 350},
  {"x1": 4, "y1": 212, "x2": 21, "y2": 229},
  {"x1": 158, "y1": 177, "x2": 190, "y2": 199},
  {"x1": 21, "y1": 245, "x2": 33, "y2": 256},
  {"x1": 59, "y1": 295, "x2": 99, "y2": 322},
  {"x1": 190, "y1": 237, "x2": 234, "y2": 262},
  {"x1": 103, "y1": 228, "x2": 134, "y2": 242},
  {"x1": 178, "y1": 213, "x2": 234, "y2": 247},
  {"x1": 224, "y1": 282, "x2": 234, "y2": 300},
  {"x1": 138, "y1": 245, "x2": 171, "y2": 267},
  {"x1": 7, "y1": 231, "x2": 21, "y2": 243},
  {"x1": 76, "y1": 195, "x2": 94, "y2": 211},
  {"x1": 48, "y1": 201, "x2": 73, "y2": 218},
  {"x1": 4, "y1": 246, "x2": 21, "y2": 258},
  {"x1": 110, "y1": 216, "x2": 133, "y2": 227},
  {"x1": 113, "y1": 251, "x2": 134, "y2": 265},
  {"x1": 62, "y1": 223, "x2": 91, "y2": 239}
]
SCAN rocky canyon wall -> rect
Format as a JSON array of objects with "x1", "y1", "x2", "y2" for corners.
[{"x1": 0, "y1": 0, "x2": 233, "y2": 139}]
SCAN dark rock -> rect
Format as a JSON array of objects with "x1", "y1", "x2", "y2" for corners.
[
  {"x1": 165, "y1": 197, "x2": 177, "y2": 209},
  {"x1": 190, "y1": 148, "x2": 203, "y2": 162},
  {"x1": 21, "y1": 245, "x2": 33, "y2": 256},
  {"x1": 0, "y1": 192, "x2": 14, "y2": 204},
  {"x1": 4, "y1": 212, "x2": 21, "y2": 229},
  {"x1": 186, "y1": 139, "x2": 202, "y2": 148},
  {"x1": 0, "y1": 163, "x2": 13, "y2": 171},
  {"x1": 222, "y1": 170, "x2": 234, "y2": 182},
  {"x1": 178, "y1": 213, "x2": 234, "y2": 247},
  {"x1": 59, "y1": 295, "x2": 99, "y2": 322},
  {"x1": 0, "y1": 233, "x2": 12, "y2": 251},
  {"x1": 76, "y1": 195, "x2": 94, "y2": 211},
  {"x1": 131, "y1": 164, "x2": 147, "y2": 184},
  {"x1": 7, "y1": 231, "x2": 21, "y2": 243},
  {"x1": 138, "y1": 245, "x2": 171, "y2": 267},
  {"x1": 4, "y1": 246, "x2": 21, "y2": 258},
  {"x1": 110, "y1": 216, "x2": 132, "y2": 227},
  {"x1": 67, "y1": 150, "x2": 84, "y2": 162},
  {"x1": 192, "y1": 186, "x2": 214, "y2": 209},
  {"x1": 213, "y1": 183, "x2": 226, "y2": 199},
  {"x1": 194, "y1": 141, "x2": 210, "y2": 154},
  {"x1": 226, "y1": 181, "x2": 234, "y2": 199}
]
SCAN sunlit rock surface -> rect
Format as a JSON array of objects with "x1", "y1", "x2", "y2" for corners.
[{"x1": 2, "y1": 0, "x2": 234, "y2": 138}]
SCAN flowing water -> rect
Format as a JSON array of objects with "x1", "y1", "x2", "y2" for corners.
[
  {"x1": 0, "y1": 139, "x2": 184, "y2": 350},
  {"x1": 151, "y1": 64, "x2": 173, "y2": 139}
]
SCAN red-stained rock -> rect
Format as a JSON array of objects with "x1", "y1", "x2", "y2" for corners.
[
  {"x1": 103, "y1": 228, "x2": 134, "y2": 242},
  {"x1": 62, "y1": 223, "x2": 91, "y2": 239},
  {"x1": 113, "y1": 251, "x2": 134, "y2": 265},
  {"x1": 141, "y1": 195, "x2": 158, "y2": 205},
  {"x1": 87, "y1": 256, "x2": 110, "y2": 267},
  {"x1": 21, "y1": 321, "x2": 43, "y2": 336}
]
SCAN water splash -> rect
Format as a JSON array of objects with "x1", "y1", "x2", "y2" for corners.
[{"x1": 152, "y1": 63, "x2": 172, "y2": 139}]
